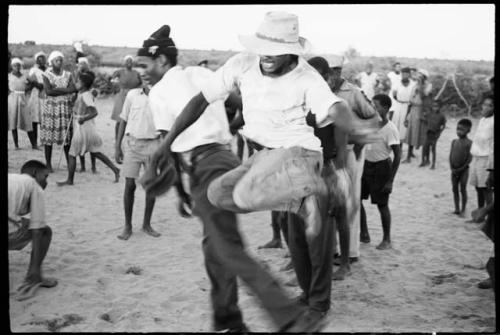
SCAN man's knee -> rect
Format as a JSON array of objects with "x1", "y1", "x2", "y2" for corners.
[
  {"x1": 207, "y1": 176, "x2": 225, "y2": 208},
  {"x1": 125, "y1": 178, "x2": 136, "y2": 192}
]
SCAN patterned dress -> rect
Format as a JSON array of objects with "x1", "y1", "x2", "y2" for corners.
[
  {"x1": 8, "y1": 72, "x2": 32, "y2": 132},
  {"x1": 40, "y1": 69, "x2": 73, "y2": 146},
  {"x1": 27, "y1": 65, "x2": 46, "y2": 124},
  {"x1": 69, "y1": 91, "x2": 103, "y2": 156},
  {"x1": 110, "y1": 68, "x2": 142, "y2": 121}
]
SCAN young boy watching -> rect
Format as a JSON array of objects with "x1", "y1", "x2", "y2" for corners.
[
  {"x1": 360, "y1": 94, "x2": 401, "y2": 250},
  {"x1": 421, "y1": 99, "x2": 446, "y2": 169},
  {"x1": 449, "y1": 118, "x2": 473, "y2": 216}
]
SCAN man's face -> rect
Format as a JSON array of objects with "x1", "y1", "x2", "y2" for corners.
[
  {"x1": 328, "y1": 67, "x2": 342, "y2": 87},
  {"x1": 124, "y1": 58, "x2": 133, "y2": 68},
  {"x1": 373, "y1": 99, "x2": 387, "y2": 117},
  {"x1": 137, "y1": 56, "x2": 163, "y2": 86},
  {"x1": 366, "y1": 63, "x2": 373, "y2": 73},
  {"x1": 394, "y1": 64, "x2": 401, "y2": 73},
  {"x1": 78, "y1": 62, "x2": 89, "y2": 72},
  {"x1": 456, "y1": 124, "x2": 469, "y2": 138},
  {"x1": 35, "y1": 169, "x2": 49, "y2": 190},
  {"x1": 36, "y1": 56, "x2": 46, "y2": 67},
  {"x1": 259, "y1": 54, "x2": 294, "y2": 76},
  {"x1": 401, "y1": 71, "x2": 410, "y2": 81}
]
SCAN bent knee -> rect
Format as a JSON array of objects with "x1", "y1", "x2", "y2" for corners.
[{"x1": 206, "y1": 176, "x2": 225, "y2": 207}]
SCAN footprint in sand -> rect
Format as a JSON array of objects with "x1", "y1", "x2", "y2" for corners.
[
  {"x1": 429, "y1": 272, "x2": 457, "y2": 285},
  {"x1": 125, "y1": 266, "x2": 143, "y2": 275}
]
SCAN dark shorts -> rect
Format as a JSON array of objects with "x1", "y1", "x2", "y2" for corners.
[
  {"x1": 426, "y1": 130, "x2": 440, "y2": 145},
  {"x1": 361, "y1": 158, "x2": 392, "y2": 205},
  {"x1": 8, "y1": 220, "x2": 32, "y2": 251}
]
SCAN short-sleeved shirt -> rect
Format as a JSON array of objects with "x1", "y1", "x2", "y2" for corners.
[
  {"x1": 120, "y1": 88, "x2": 159, "y2": 139},
  {"x1": 387, "y1": 71, "x2": 401, "y2": 92},
  {"x1": 426, "y1": 111, "x2": 446, "y2": 133},
  {"x1": 450, "y1": 137, "x2": 472, "y2": 169},
  {"x1": 356, "y1": 71, "x2": 379, "y2": 99},
  {"x1": 334, "y1": 79, "x2": 377, "y2": 120},
  {"x1": 201, "y1": 53, "x2": 343, "y2": 152},
  {"x1": 365, "y1": 121, "x2": 400, "y2": 162},
  {"x1": 149, "y1": 66, "x2": 232, "y2": 153},
  {"x1": 8, "y1": 174, "x2": 46, "y2": 234},
  {"x1": 471, "y1": 116, "x2": 494, "y2": 157}
]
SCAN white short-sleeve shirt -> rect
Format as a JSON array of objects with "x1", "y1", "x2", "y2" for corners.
[
  {"x1": 357, "y1": 71, "x2": 379, "y2": 100},
  {"x1": 148, "y1": 66, "x2": 232, "y2": 153},
  {"x1": 120, "y1": 88, "x2": 159, "y2": 139},
  {"x1": 365, "y1": 121, "x2": 400, "y2": 162},
  {"x1": 201, "y1": 53, "x2": 343, "y2": 151},
  {"x1": 8, "y1": 174, "x2": 46, "y2": 234},
  {"x1": 471, "y1": 116, "x2": 494, "y2": 157}
]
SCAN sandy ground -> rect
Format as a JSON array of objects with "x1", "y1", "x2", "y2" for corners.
[{"x1": 8, "y1": 97, "x2": 495, "y2": 332}]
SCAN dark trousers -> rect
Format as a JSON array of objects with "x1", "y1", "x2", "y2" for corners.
[
  {"x1": 188, "y1": 144, "x2": 303, "y2": 330},
  {"x1": 287, "y1": 204, "x2": 334, "y2": 312}
]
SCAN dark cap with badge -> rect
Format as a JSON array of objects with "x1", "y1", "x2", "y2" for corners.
[{"x1": 137, "y1": 25, "x2": 178, "y2": 58}]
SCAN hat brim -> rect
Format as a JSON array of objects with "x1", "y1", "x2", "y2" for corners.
[{"x1": 238, "y1": 34, "x2": 311, "y2": 56}]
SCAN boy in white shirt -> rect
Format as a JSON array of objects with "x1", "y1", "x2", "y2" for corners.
[
  {"x1": 360, "y1": 94, "x2": 401, "y2": 250},
  {"x1": 9, "y1": 160, "x2": 57, "y2": 301}
]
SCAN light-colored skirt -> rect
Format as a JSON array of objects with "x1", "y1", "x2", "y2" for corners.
[
  {"x1": 69, "y1": 118, "x2": 103, "y2": 156},
  {"x1": 8, "y1": 92, "x2": 32, "y2": 131},
  {"x1": 27, "y1": 88, "x2": 45, "y2": 123},
  {"x1": 391, "y1": 101, "x2": 409, "y2": 141},
  {"x1": 469, "y1": 155, "x2": 490, "y2": 188}
]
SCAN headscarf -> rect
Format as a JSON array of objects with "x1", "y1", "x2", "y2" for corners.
[
  {"x1": 34, "y1": 51, "x2": 46, "y2": 61},
  {"x1": 11, "y1": 57, "x2": 23, "y2": 66},
  {"x1": 123, "y1": 55, "x2": 134, "y2": 62},
  {"x1": 78, "y1": 57, "x2": 89, "y2": 65},
  {"x1": 48, "y1": 51, "x2": 64, "y2": 65},
  {"x1": 137, "y1": 25, "x2": 177, "y2": 58}
]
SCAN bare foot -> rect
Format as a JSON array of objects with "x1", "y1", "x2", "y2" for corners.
[
  {"x1": 452, "y1": 210, "x2": 460, "y2": 215},
  {"x1": 79, "y1": 168, "x2": 86, "y2": 173},
  {"x1": 418, "y1": 162, "x2": 425, "y2": 167},
  {"x1": 258, "y1": 239, "x2": 282, "y2": 249},
  {"x1": 360, "y1": 234, "x2": 371, "y2": 243},
  {"x1": 117, "y1": 228, "x2": 132, "y2": 240},
  {"x1": 332, "y1": 265, "x2": 351, "y2": 281},
  {"x1": 430, "y1": 165, "x2": 435, "y2": 170},
  {"x1": 56, "y1": 180, "x2": 74, "y2": 187},
  {"x1": 32, "y1": 146, "x2": 41, "y2": 151},
  {"x1": 402, "y1": 158, "x2": 411, "y2": 164},
  {"x1": 376, "y1": 240, "x2": 392, "y2": 250},
  {"x1": 114, "y1": 169, "x2": 120, "y2": 183},
  {"x1": 92, "y1": 167, "x2": 97, "y2": 174},
  {"x1": 142, "y1": 226, "x2": 161, "y2": 237},
  {"x1": 40, "y1": 277, "x2": 58, "y2": 288}
]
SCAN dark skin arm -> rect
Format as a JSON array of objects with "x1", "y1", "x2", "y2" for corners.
[
  {"x1": 43, "y1": 74, "x2": 77, "y2": 96},
  {"x1": 115, "y1": 119, "x2": 127, "y2": 164},
  {"x1": 452, "y1": 152, "x2": 472, "y2": 174},
  {"x1": 78, "y1": 106, "x2": 98, "y2": 124},
  {"x1": 382, "y1": 144, "x2": 401, "y2": 193}
]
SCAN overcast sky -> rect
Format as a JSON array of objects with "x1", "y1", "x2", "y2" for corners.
[{"x1": 8, "y1": 4, "x2": 495, "y2": 61}]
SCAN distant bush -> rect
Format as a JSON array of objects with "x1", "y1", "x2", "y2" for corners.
[{"x1": 24, "y1": 40, "x2": 36, "y2": 46}]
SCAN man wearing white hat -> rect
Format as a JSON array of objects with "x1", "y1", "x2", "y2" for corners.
[{"x1": 148, "y1": 11, "x2": 379, "y2": 331}]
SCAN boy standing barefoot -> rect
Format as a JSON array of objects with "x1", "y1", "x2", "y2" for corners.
[
  {"x1": 421, "y1": 99, "x2": 446, "y2": 169},
  {"x1": 449, "y1": 119, "x2": 472, "y2": 216},
  {"x1": 360, "y1": 94, "x2": 401, "y2": 250}
]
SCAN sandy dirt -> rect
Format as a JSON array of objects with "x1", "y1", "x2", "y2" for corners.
[{"x1": 8, "y1": 96, "x2": 495, "y2": 332}]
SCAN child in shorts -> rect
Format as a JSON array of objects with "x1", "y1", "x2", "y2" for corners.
[
  {"x1": 360, "y1": 94, "x2": 401, "y2": 250},
  {"x1": 449, "y1": 118, "x2": 472, "y2": 216}
]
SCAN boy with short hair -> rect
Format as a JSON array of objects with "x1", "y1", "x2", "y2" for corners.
[
  {"x1": 360, "y1": 94, "x2": 401, "y2": 250},
  {"x1": 449, "y1": 118, "x2": 473, "y2": 216},
  {"x1": 9, "y1": 160, "x2": 58, "y2": 301},
  {"x1": 421, "y1": 99, "x2": 446, "y2": 169}
]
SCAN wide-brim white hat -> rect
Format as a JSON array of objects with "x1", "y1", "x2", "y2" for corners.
[{"x1": 238, "y1": 11, "x2": 312, "y2": 56}]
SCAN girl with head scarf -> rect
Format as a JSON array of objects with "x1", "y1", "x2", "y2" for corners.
[
  {"x1": 26, "y1": 51, "x2": 48, "y2": 149},
  {"x1": 40, "y1": 51, "x2": 78, "y2": 172},
  {"x1": 110, "y1": 55, "x2": 142, "y2": 141},
  {"x1": 8, "y1": 58, "x2": 37, "y2": 149}
]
